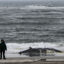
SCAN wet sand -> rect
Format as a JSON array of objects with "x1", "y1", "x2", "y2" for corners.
[
  {"x1": 0, "y1": 56, "x2": 64, "y2": 64},
  {"x1": 0, "y1": 59, "x2": 64, "y2": 64}
]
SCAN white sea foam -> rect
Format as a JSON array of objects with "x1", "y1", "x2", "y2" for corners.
[
  {"x1": 0, "y1": 5, "x2": 64, "y2": 10},
  {"x1": 21, "y1": 5, "x2": 64, "y2": 10},
  {"x1": 6, "y1": 42, "x2": 64, "y2": 53},
  {"x1": 5, "y1": 42, "x2": 64, "y2": 57}
]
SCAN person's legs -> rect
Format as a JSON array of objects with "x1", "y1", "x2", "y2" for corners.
[
  {"x1": 0, "y1": 51, "x2": 2, "y2": 59},
  {"x1": 3, "y1": 51, "x2": 6, "y2": 59}
]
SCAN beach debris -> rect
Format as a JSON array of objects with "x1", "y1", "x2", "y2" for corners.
[{"x1": 18, "y1": 47, "x2": 62, "y2": 56}]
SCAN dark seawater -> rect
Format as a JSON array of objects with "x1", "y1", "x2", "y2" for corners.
[{"x1": 0, "y1": 1, "x2": 64, "y2": 43}]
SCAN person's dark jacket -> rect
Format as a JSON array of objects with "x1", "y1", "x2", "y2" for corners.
[{"x1": 0, "y1": 42, "x2": 7, "y2": 51}]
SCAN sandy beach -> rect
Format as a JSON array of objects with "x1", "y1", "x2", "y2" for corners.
[
  {"x1": 0, "y1": 58, "x2": 64, "y2": 64},
  {"x1": 0, "y1": 56, "x2": 64, "y2": 64}
]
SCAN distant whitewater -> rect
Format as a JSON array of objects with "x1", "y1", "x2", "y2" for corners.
[{"x1": 0, "y1": 1, "x2": 64, "y2": 57}]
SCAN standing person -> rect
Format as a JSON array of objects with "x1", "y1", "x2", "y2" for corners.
[{"x1": 0, "y1": 39, "x2": 7, "y2": 59}]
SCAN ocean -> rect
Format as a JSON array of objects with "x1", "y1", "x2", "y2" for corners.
[{"x1": 0, "y1": 1, "x2": 64, "y2": 57}]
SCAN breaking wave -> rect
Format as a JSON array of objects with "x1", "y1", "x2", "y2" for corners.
[{"x1": 0, "y1": 5, "x2": 64, "y2": 10}]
